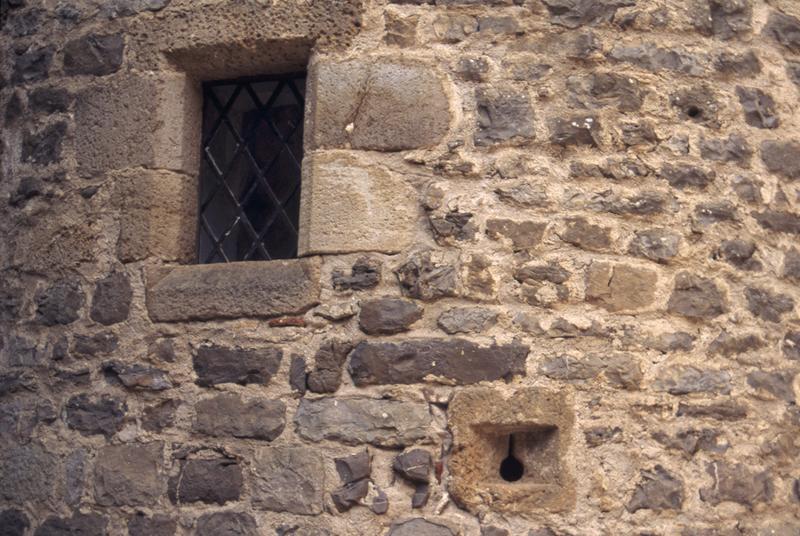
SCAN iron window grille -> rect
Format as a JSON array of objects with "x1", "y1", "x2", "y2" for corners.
[{"x1": 198, "y1": 73, "x2": 306, "y2": 264}]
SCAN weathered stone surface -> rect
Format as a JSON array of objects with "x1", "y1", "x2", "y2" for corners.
[
  {"x1": 412, "y1": 483, "x2": 430, "y2": 508},
  {"x1": 385, "y1": 11, "x2": 418, "y2": 46},
  {"x1": 735, "y1": 87, "x2": 778, "y2": 130},
  {"x1": 349, "y1": 339, "x2": 527, "y2": 386},
  {"x1": 700, "y1": 462, "x2": 772, "y2": 506},
  {"x1": 584, "y1": 426, "x2": 622, "y2": 447},
  {"x1": 335, "y1": 450, "x2": 371, "y2": 484},
  {"x1": 586, "y1": 262, "x2": 658, "y2": 312},
  {"x1": 34, "y1": 512, "x2": 108, "y2": 536},
  {"x1": 100, "y1": 0, "x2": 171, "y2": 19},
  {"x1": 0, "y1": 510, "x2": 29, "y2": 536},
  {"x1": 387, "y1": 519, "x2": 455, "y2": 536},
  {"x1": 744, "y1": 286, "x2": 794, "y2": 323},
  {"x1": 295, "y1": 397, "x2": 431, "y2": 447},
  {"x1": 29, "y1": 86, "x2": 70, "y2": 114},
  {"x1": 289, "y1": 356, "x2": 307, "y2": 394},
  {"x1": 667, "y1": 273, "x2": 725, "y2": 319},
  {"x1": 94, "y1": 443, "x2": 163, "y2": 506},
  {"x1": 482, "y1": 527, "x2": 509, "y2": 536},
  {"x1": 20, "y1": 121, "x2": 67, "y2": 166},
  {"x1": 659, "y1": 164, "x2": 714, "y2": 190},
  {"x1": 566, "y1": 72, "x2": 644, "y2": 112},
  {"x1": 652, "y1": 429, "x2": 727, "y2": 458},
  {"x1": 65, "y1": 394, "x2": 126, "y2": 437},
  {"x1": 474, "y1": 87, "x2": 534, "y2": 146},
  {"x1": 694, "y1": 201, "x2": 737, "y2": 226},
  {"x1": 114, "y1": 169, "x2": 195, "y2": 263},
  {"x1": 63, "y1": 33, "x2": 124, "y2": 76},
  {"x1": 628, "y1": 229, "x2": 680, "y2": 263},
  {"x1": 103, "y1": 361, "x2": 171, "y2": 390},
  {"x1": 299, "y1": 152, "x2": 417, "y2": 255},
  {"x1": 0, "y1": 370, "x2": 36, "y2": 397},
  {"x1": 763, "y1": 11, "x2": 800, "y2": 53},
  {"x1": 627, "y1": 465, "x2": 684, "y2": 512},
  {"x1": 753, "y1": 210, "x2": 800, "y2": 234},
  {"x1": 72, "y1": 331, "x2": 118, "y2": 357},
  {"x1": 395, "y1": 251, "x2": 458, "y2": 301},
  {"x1": 194, "y1": 394, "x2": 285, "y2": 440},
  {"x1": 127, "y1": 513, "x2": 176, "y2": 536},
  {"x1": 372, "y1": 488, "x2": 389, "y2": 515},
  {"x1": 715, "y1": 49, "x2": 761, "y2": 76},
  {"x1": 0, "y1": 443, "x2": 58, "y2": 502},
  {"x1": 670, "y1": 86, "x2": 720, "y2": 128},
  {"x1": 653, "y1": 367, "x2": 731, "y2": 395},
  {"x1": 485, "y1": 219, "x2": 547, "y2": 250},
  {"x1": 437, "y1": 307, "x2": 497, "y2": 334},
  {"x1": 609, "y1": 44, "x2": 704, "y2": 76},
  {"x1": 540, "y1": 353, "x2": 642, "y2": 389},
  {"x1": 307, "y1": 340, "x2": 353, "y2": 394},
  {"x1": 142, "y1": 399, "x2": 179, "y2": 432},
  {"x1": 252, "y1": 446, "x2": 325, "y2": 515},
  {"x1": 65, "y1": 449, "x2": 86, "y2": 507},
  {"x1": 783, "y1": 248, "x2": 800, "y2": 281},
  {"x1": 308, "y1": 58, "x2": 450, "y2": 151},
  {"x1": 455, "y1": 56, "x2": 490, "y2": 81},
  {"x1": 0, "y1": 398, "x2": 57, "y2": 442},
  {"x1": 11, "y1": 46, "x2": 53, "y2": 84},
  {"x1": 647, "y1": 332, "x2": 695, "y2": 353},
  {"x1": 714, "y1": 240, "x2": 761, "y2": 271},
  {"x1": 693, "y1": 0, "x2": 752, "y2": 39},
  {"x1": 784, "y1": 331, "x2": 800, "y2": 360},
  {"x1": 195, "y1": 512, "x2": 257, "y2": 536},
  {"x1": 495, "y1": 182, "x2": 549, "y2": 208},
  {"x1": 35, "y1": 278, "x2": 83, "y2": 325},
  {"x1": 429, "y1": 210, "x2": 476, "y2": 243},
  {"x1": 147, "y1": 258, "x2": 320, "y2": 321},
  {"x1": 75, "y1": 73, "x2": 198, "y2": 175},
  {"x1": 676, "y1": 401, "x2": 747, "y2": 421},
  {"x1": 331, "y1": 479, "x2": 369, "y2": 512},
  {"x1": 708, "y1": 331, "x2": 764, "y2": 356},
  {"x1": 89, "y1": 271, "x2": 132, "y2": 325},
  {"x1": 561, "y1": 217, "x2": 610, "y2": 251},
  {"x1": 432, "y1": 13, "x2": 478, "y2": 42},
  {"x1": 193, "y1": 345, "x2": 282, "y2": 387},
  {"x1": 393, "y1": 449, "x2": 431, "y2": 483},
  {"x1": 359, "y1": 298, "x2": 423, "y2": 335},
  {"x1": 747, "y1": 370, "x2": 797, "y2": 403},
  {"x1": 550, "y1": 116, "x2": 601, "y2": 147},
  {"x1": 169, "y1": 458, "x2": 242, "y2": 505},
  {"x1": 332, "y1": 257, "x2": 381, "y2": 291},
  {"x1": 541, "y1": 0, "x2": 634, "y2": 29},
  {"x1": 699, "y1": 134, "x2": 752, "y2": 166},
  {"x1": 761, "y1": 140, "x2": 800, "y2": 181}
]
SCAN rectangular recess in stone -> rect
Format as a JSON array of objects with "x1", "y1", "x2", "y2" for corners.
[
  {"x1": 145, "y1": 258, "x2": 320, "y2": 321},
  {"x1": 448, "y1": 388, "x2": 574, "y2": 515},
  {"x1": 348, "y1": 339, "x2": 528, "y2": 386}
]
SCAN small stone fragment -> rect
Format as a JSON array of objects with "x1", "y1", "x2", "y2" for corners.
[
  {"x1": 359, "y1": 298, "x2": 423, "y2": 335},
  {"x1": 747, "y1": 370, "x2": 797, "y2": 403},
  {"x1": 627, "y1": 465, "x2": 684, "y2": 512},
  {"x1": 700, "y1": 461, "x2": 772, "y2": 506},
  {"x1": 169, "y1": 458, "x2": 242, "y2": 505},
  {"x1": 647, "y1": 332, "x2": 695, "y2": 353},
  {"x1": 195, "y1": 512, "x2": 257, "y2": 536},
  {"x1": 659, "y1": 164, "x2": 715, "y2": 189},
  {"x1": 736, "y1": 86, "x2": 779, "y2": 129},
  {"x1": 628, "y1": 229, "x2": 680, "y2": 263},
  {"x1": 753, "y1": 210, "x2": 800, "y2": 234},
  {"x1": 63, "y1": 33, "x2": 124, "y2": 76},
  {"x1": 393, "y1": 449, "x2": 432, "y2": 483},
  {"x1": 0, "y1": 510, "x2": 29, "y2": 536},
  {"x1": 35, "y1": 278, "x2": 84, "y2": 325},
  {"x1": 395, "y1": 251, "x2": 458, "y2": 301},
  {"x1": 676, "y1": 401, "x2": 747, "y2": 421},
  {"x1": 485, "y1": 219, "x2": 547, "y2": 250},
  {"x1": 698, "y1": 134, "x2": 752, "y2": 166},
  {"x1": 371, "y1": 487, "x2": 389, "y2": 514},
  {"x1": 331, "y1": 479, "x2": 369, "y2": 512},
  {"x1": 332, "y1": 257, "x2": 381, "y2": 291},
  {"x1": 475, "y1": 86, "x2": 535, "y2": 146},
  {"x1": 584, "y1": 426, "x2": 622, "y2": 447},
  {"x1": 761, "y1": 140, "x2": 800, "y2": 181},
  {"x1": 412, "y1": 483, "x2": 430, "y2": 508},
  {"x1": 714, "y1": 240, "x2": 761, "y2": 271},
  {"x1": 670, "y1": 86, "x2": 720, "y2": 128},
  {"x1": 193, "y1": 345, "x2": 282, "y2": 387},
  {"x1": 586, "y1": 262, "x2": 658, "y2": 312},
  {"x1": 289, "y1": 356, "x2": 307, "y2": 394},
  {"x1": 103, "y1": 361, "x2": 172, "y2": 390},
  {"x1": 744, "y1": 287, "x2": 794, "y2": 323},
  {"x1": 708, "y1": 331, "x2": 764, "y2": 356},
  {"x1": 763, "y1": 11, "x2": 800, "y2": 53},
  {"x1": 783, "y1": 331, "x2": 800, "y2": 360},
  {"x1": 550, "y1": 116, "x2": 601, "y2": 147},
  {"x1": 307, "y1": 340, "x2": 354, "y2": 394},
  {"x1": 437, "y1": 307, "x2": 497, "y2": 334},
  {"x1": 335, "y1": 450, "x2": 371, "y2": 484},
  {"x1": 35, "y1": 513, "x2": 108, "y2": 536},
  {"x1": 667, "y1": 272, "x2": 725, "y2": 319},
  {"x1": 387, "y1": 519, "x2": 454, "y2": 536},
  {"x1": 194, "y1": 394, "x2": 285, "y2": 440},
  {"x1": 128, "y1": 513, "x2": 177, "y2": 536},
  {"x1": 783, "y1": 248, "x2": 800, "y2": 281},
  {"x1": 561, "y1": 217, "x2": 611, "y2": 251},
  {"x1": 541, "y1": 0, "x2": 635, "y2": 29},
  {"x1": 653, "y1": 367, "x2": 731, "y2": 395},
  {"x1": 142, "y1": 399, "x2": 179, "y2": 432},
  {"x1": 65, "y1": 394, "x2": 126, "y2": 437}
]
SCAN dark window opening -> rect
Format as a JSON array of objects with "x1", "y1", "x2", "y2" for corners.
[{"x1": 198, "y1": 73, "x2": 306, "y2": 264}]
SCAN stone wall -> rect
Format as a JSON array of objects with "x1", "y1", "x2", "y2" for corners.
[{"x1": 1, "y1": 0, "x2": 800, "y2": 534}]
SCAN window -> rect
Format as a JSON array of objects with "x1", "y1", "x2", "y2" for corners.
[{"x1": 198, "y1": 73, "x2": 306, "y2": 264}]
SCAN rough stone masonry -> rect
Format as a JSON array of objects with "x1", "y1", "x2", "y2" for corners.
[{"x1": 1, "y1": 0, "x2": 800, "y2": 535}]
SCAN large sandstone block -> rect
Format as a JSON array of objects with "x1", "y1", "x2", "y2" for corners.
[
  {"x1": 585, "y1": 262, "x2": 659, "y2": 312},
  {"x1": 114, "y1": 169, "x2": 197, "y2": 263},
  {"x1": 251, "y1": 446, "x2": 325, "y2": 515},
  {"x1": 448, "y1": 388, "x2": 575, "y2": 516},
  {"x1": 306, "y1": 57, "x2": 450, "y2": 151},
  {"x1": 145, "y1": 257, "x2": 321, "y2": 321},
  {"x1": 74, "y1": 72, "x2": 200, "y2": 176},
  {"x1": 298, "y1": 152, "x2": 417, "y2": 255},
  {"x1": 348, "y1": 339, "x2": 529, "y2": 386}
]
